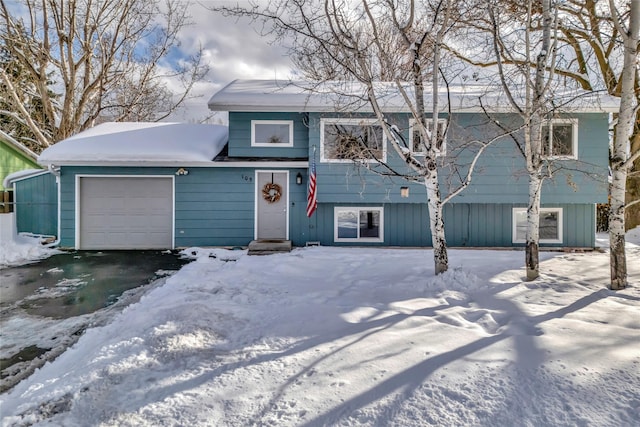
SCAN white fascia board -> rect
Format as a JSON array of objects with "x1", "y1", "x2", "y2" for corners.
[{"x1": 40, "y1": 160, "x2": 310, "y2": 168}]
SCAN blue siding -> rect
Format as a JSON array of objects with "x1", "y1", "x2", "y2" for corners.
[
  {"x1": 308, "y1": 202, "x2": 596, "y2": 248},
  {"x1": 15, "y1": 172, "x2": 58, "y2": 236},
  {"x1": 228, "y1": 112, "x2": 309, "y2": 158},
  {"x1": 58, "y1": 166, "x2": 313, "y2": 249},
  {"x1": 308, "y1": 112, "x2": 609, "y2": 205}
]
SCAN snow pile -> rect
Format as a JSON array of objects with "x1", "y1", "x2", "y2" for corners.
[
  {"x1": 627, "y1": 226, "x2": 640, "y2": 246},
  {"x1": 0, "y1": 234, "x2": 60, "y2": 269},
  {"x1": 1, "y1": 246, "x2": 638, "y2": 426}
]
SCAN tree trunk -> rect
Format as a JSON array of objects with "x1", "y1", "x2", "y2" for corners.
[
  {"x1": 425, "y1": 172, "x2": 448, "y2": 275},
  {"x1": 608, "y1": 0, "x2": 638, "y2": 289},
  {"x1": 610, "y1": 169, "x2": 627, "y2": 289},
  {"x1": 526, "y1": 173, "x2": 542, "y2": 280}
]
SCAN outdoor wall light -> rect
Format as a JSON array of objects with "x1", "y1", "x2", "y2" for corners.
[
  {"x1": 296, "y1": 172, "x2": 303, "y2": 185},
  {"x1": 176, "y1": 168, "x2": 189, "y2": 176},
  {"x1": 400, "y1": 186, "x2": 409, "y2": 198}
]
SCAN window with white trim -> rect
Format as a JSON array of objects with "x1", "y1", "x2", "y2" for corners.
[
  {"x1": 542, "y1": 119, "x2": 578, "y2": 159},
  {"x1": 251, "y1": 120, "x2": 294, "y2": 147},
  {"x1": 334, "y1": 207, "x2": 384, "y2": 242},
  {"x1": 321, "y1": 118, "x2": 386, "y2": 163},
  {"x1": 512, "y1": 207, "x2": 563, "y2": 244},
  {"x1": 409, "y1": 118, "x2": 447, "y2": 155}
]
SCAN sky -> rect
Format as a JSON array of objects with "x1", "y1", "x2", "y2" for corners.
[
  {"x1": 1, "y1": 231, "x2": 639, "y2": 425},
  {"x1": 165, "y1": 1, "x2": 295, "y2": 123}
]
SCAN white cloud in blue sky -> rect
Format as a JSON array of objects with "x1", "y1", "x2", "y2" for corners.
[{"x1": 164, "y1": 1, "x2": 295, "y2": 122}]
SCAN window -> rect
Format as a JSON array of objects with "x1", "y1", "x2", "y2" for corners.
[
  {"x1": 409, "y1": 118, "x2": 447, "y2": 155},
  {"x1": 251, "y1": 120, "x2": 294, "y2": 147},
  {"x1": 334, "y1": 207, "x2": 384, "y2": 242},
  {"x1": 321, "y1": 118, "x2": 386, "y2": 163},
  {"x1": 542, "y1": 119, "x2": 577, "y2": 159},
  {"x1": 512, "y1": 207, "x2": 563, "y2": 244}
]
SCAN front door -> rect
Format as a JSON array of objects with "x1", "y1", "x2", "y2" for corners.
[{"x1": 256, "y1": 171, "x2": 288, "y2": 240}]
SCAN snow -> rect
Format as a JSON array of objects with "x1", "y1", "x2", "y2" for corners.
[
  {"x1": 2, "y1": 169, "x2": 48, "y2": 189},
  {"x1": 1, "y1": 238, "x2": 639, "y2": 426},
  {"x1": 37, "y1": 122, "x2": 229, "y2": 166},
  {"x1": 0, "y1": 234, "x2": 60, "y2": 269},
  {"x1": 207, "y1": 79, "x2": 621, "y2": 113}
]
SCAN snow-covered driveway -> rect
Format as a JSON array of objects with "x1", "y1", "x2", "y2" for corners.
[{"x1": 1, "y1": 240, "x2": 639, "y2": 426}]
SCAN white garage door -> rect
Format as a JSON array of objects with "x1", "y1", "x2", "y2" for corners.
[{"x1": 78, "y1": 176, "x2": 173, "y2": 250}]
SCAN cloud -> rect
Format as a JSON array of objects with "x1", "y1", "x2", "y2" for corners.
[{"x1": 162, "y1": 1, "x2": 295, "y2": 121}]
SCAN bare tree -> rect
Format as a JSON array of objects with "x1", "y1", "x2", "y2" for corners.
[
  {"x1": 0, "y1": 0, "x2": 207, "y2": 152},
  {"x1": 456, "y1": 0, "x2": 639, "y2": 287},
  {"x1": 470, "y1": 0, "x2": 558, "y2": 280},
  {"x1": 608, "y1": 0, "x2": 639, "y2": 290},
  {"x1": 211, "y1": 0, "x2": 512, "y2": 275}
]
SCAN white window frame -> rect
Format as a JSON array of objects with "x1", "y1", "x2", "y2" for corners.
[
  {"x1": 334, "y1": 206, "x2": 384, "y2": 242},
  {"x1": 251, "y1": 120, "x2": 294, "y2": 147},
  {"x1": 542, "y1": 118, "x2": 578, "y2": 159},
  {"x1": 409, "y1": 118, "x2": 448, "y2": 156},
  {"x1": 512, "y1": 207, "x2": 563, "y2": 244},
  {"x1": 320, "y1": 118, "x2": 387, "y2": 163}
]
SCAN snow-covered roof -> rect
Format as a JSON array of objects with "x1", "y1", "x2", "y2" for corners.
[
  {"x1": 0, "y1": 130, "x2": 38, "y2": 160},
  {"x1": 208, "y1": 79, "x2": 620, "y2": 113},
  {"x1": 2, "y1": 169, "x2": 50, "y2": 189},
  {"x1": 38, "y1": 122, "x2": 229, "y2": 167}
]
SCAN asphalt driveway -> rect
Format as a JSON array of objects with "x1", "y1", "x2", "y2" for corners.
[{"x1": 0, "y1": 250, "x2": 189, "y2": 392}]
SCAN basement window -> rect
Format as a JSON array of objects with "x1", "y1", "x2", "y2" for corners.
[
  {"x1": 512, "y1": 207, "x2": 563, "y2": 244},
  {"x1": 334, "y1": 207, "x2": 384, "y2": 242}
]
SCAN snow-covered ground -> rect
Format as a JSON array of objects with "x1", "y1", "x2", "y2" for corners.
[
  {"x1": 1, "y1": 234, "x2": 639, "y2": 426},
  {"x1": 0, "y1": 234, "x2": 60, "y2": 269}
]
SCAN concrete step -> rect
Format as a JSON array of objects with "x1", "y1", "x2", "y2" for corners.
[{"x1": 247, "y1": 239, "x2": 292, "y2": 255}]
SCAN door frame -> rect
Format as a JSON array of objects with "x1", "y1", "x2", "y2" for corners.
[
  {"x1": 254, "y1": 170, "x2": 289, "y2": 240},
  {"x1": 75, "y1": 174, "x2": 175, "y2": 250}
]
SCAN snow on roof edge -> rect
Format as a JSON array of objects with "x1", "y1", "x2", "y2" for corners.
[
  {"x1": 3, "y1": 169, "x2": 49, "y2": 188},
  {"x1": 207, "y1": 79, "x2": 620, "y2": 113},
  {"x1": 38, "y1": 122, "x2": 229, "y2": 166}
]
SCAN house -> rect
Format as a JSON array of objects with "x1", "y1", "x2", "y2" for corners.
[
  {"x1": 0, "y1": 131, "x2": 40, "y2": 191},
  {"x1": 31, "y1": 80, "x2": 618, "y2": 250},
  {"x1": 1, "y1": 131, "x2": 57, "y2": 239}
]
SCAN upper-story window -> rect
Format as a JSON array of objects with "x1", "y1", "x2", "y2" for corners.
[
  {"x1": 409, "y1": 118, "x2": 447, "y2": 156},
  {"x1": 320, "y1": 118, "x2": 386, "y2": 163},
  {"x1": 251, "y1": 120, "x2": 294, "y2": 147},
  {"x1": 542, "y1": 119, "x2": 578, "y2": 159}
]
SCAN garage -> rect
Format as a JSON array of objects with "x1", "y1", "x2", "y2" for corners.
[{"x1": 78, "y1": 176, "x2": 174, "y2": 250}]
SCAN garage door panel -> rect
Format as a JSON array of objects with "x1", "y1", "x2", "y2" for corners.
[{"x1": 79, "y1": 177, "x2": 173, "y2": 249}]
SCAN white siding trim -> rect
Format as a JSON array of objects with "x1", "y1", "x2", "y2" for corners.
[
  {"x1": 320, "y1": 118, "x2": 387, "y2": 164},
  {"x1": 408, "y1": 118, "x2": 448, "y2": 156},
  {"x1": 251, "y1": 120, "x2": 294, "y2": 147},
  {"x1": 334, "y1": 206, "x2": 384, "y2": 243},
  {"x1": 542, "y1": 118, "x2": 579, "y2": 160},
  {"x1": 512, "y1": 207, "x2": 563, "y2": 244},
  {"x1": 254, "y1": 170, "x2": 290, "y2": 241}
]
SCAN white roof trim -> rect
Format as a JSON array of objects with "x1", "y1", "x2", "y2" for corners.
[
  {"x1": 3, "y1": 169, "x2": 51, "y2": 188},
  {"x1": 208, "y1": 79, "x2": 620, "y2": 113},
  {"x1": 0, "y1": 130, "x2": 38, "y2": 160},
  {"x1": 45, "y1": 160, "x2": 310, "y2": 168}
]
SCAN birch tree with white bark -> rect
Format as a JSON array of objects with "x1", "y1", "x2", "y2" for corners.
[
  {"x1": 453, "y1": 0, "x2": 639, "y2": 286},
  {"x1": 608, "y1": 0, "x2": 639, "y2": 290},
  {"x1": 211, "y1": 0, "x2": 510, "y2": 275},
  {"x1": 476, "y1": 0, "x2": 558, "y2": 280},
  {"x1": 0, "y1": 0, "x2": 207, "y2": 152}
]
